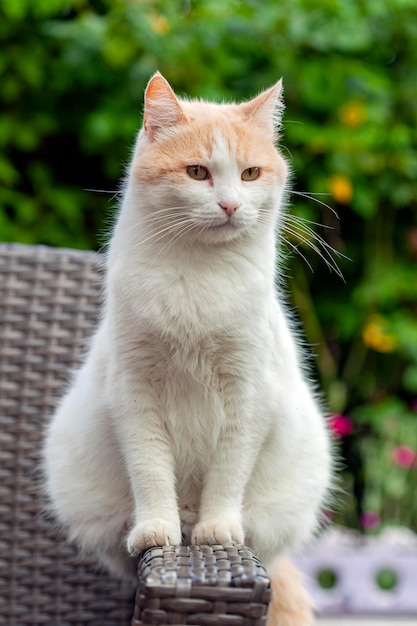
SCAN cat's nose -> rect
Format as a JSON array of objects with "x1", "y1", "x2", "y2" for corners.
[{"x1": 218, "y1": 201, "x2": 240, "y2": 217}]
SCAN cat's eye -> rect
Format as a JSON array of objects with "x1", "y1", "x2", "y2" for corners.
[
  {"x1": 241, "y1": 167, "x2": 260, "y2": 182},
  {"x1": 187, "y1": 165, "x2": 210, "y2": 181}
]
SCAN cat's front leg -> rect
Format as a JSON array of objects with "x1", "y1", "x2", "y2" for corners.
[
  {"x1": 191, "y1": 435, "x2": 256, "y2": 546},
  {"x1": 191, "y1": 433, "x2": 247, "y2": 546},
  {"x1": 192, "y1": 388, "x2": 263, "y2": 546},
  {"x1": 113, "y1": 382, "x2": 182, "y2": 556}
]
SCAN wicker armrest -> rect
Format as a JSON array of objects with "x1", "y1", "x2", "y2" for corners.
[{"x1": 132, "y1": 544, "x2": 271, "y2": 625}]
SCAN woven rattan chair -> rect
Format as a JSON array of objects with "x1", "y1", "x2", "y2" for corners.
[{"x1": 0, "y1": 243, "x2": 270, "y2": 626}]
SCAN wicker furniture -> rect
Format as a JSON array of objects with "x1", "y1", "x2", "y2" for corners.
[
  {"x1": 0, "y1": 243, "x2": 271, "y2": 626},
  {"x1": 132, "y1": 545, "x2": 270, "y2": 625},
  {"x1": 0, "y1": 244, "x2": 134, "y2": 626}
]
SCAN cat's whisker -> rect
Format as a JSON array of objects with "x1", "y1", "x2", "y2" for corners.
[
  {"x1": 283, "y1": 216, "x2": 343, "y2": 258},
  {"x1": 290, "y1": 190, "x2": 340, "y2": 220},
  {"x1": 141, "y1": 205, "x2": 192, "y2": 216},
  {"x1": 284, "y1": 215, "x2": 349, "y2": 266},
  {"x1": 137, "y1": 209, "x2": 192, "y2": 225},
  {"x1": 279, "y1": 144, "x2": 294, "y2": 159},
  {"x1": 284, "y1": 213, "x2": 334, "y2": 231},
  {"x1": 281, "y1": 236, "x2": 315, "y2": 274},
  {"x1": 84, "y1": 189, "x2": 121, "y2": 194},
  {"x1": 134, "y1": 207, "x2": 215, "y2": 233},
  {"x1": 157, "y1": 217, "x2": 199, "y2": 239},
  {"x1": 288, "y1": 238, "x2": 340, "y2": 277},
  {"x1": 136, "y1": 219, "x2": 203, "y2": 256},
  {"x1": 281, "y1": 210, "x2": 348, "y2": 279},
  {"x1": 132, "y1": 219, "x2": 196, "y2": 248},
  {"x1": 107, "y1": 221, "x2": 195, "y2": 261},
  {"x1": 289, "y1": 233, "x2": 343, "y2": 278},
  {"x1": 281, "y1": 223, "x2": 344, "y2": 279},
  {"x1": 151, "y1": 222, "x2": 201, "y2": 260},
  {"x1": 84, "y1": 188, "x2": 122, "y2": 202}
]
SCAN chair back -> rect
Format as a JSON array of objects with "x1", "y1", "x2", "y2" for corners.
[{"x1": 0, "y1": 244, "x2": 133, "y2": 626}]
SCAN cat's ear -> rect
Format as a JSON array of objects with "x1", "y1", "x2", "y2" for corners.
[
  {"x1": 241, "y1": 80, "x2": 284, "y2": 137},
  {"x1": 143, "y1": 72, "x2": 186, "y2": 140}
]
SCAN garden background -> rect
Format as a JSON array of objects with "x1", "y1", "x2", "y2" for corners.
[{"x1": 1, "y1": 0, "x2": 416, "y2": 534}]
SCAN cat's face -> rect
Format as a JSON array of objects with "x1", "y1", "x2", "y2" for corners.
[{"x1": 132, "y1": 74, "x2": 288, "y2": 246}]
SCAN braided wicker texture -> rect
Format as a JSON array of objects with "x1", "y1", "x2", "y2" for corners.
[
  {"x1": 0, "y1": 244, "x2": 134, "y2": 626},
  {"x1": 132, "y1": 545, "x2": 271, "y2": 625}
]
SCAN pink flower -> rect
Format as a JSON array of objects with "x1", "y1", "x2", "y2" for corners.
[
  {"x1": 392, "y1": 445, "x2": 417, "y2": 469},
  {"x1": 360, "y1": 511, "x2": 380, "y2": 530},
  {"x1": 329, "y1": 414, "x2": 353, "y2": 437},
  {"x1": 321, "y1": 509, "x2": 333, "y2": 525}
]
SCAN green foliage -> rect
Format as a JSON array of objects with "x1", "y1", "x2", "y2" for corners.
[{"x1": 1, "y1": 0, "x2": 417, "y2": 532}]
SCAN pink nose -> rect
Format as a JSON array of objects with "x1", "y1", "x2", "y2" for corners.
[{"x1": 218, "y1": 201, "x2": 240, "y2": 217}]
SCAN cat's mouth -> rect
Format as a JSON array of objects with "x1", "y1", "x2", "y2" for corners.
[
  {"x1": 209, "y1": 221, "x2": 235, "y2": 230},
  {"x1": 200, "y1": 218, "x2": 247, "y2": 243},
  {"x1": 205, "y1": 217, "x2": 239, "y2": 231}
]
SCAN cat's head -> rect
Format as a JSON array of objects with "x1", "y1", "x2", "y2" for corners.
[{"x1": 131, "y1": 72, "x2": 288, "y2": 246}]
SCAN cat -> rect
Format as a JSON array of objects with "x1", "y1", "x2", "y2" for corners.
[{"x1": 44, "y1": 72, "x2": 333, "y2": 626}]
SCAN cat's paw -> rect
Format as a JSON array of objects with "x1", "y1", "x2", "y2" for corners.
[
  {"x1": 191, "y1": 517, "x2": 244, "y2": 546},
  {"x1": 126, "y1": 519, "x2": 182, "y2": 556}
]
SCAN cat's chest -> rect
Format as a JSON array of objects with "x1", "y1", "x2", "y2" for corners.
[
  {"x1": 152, "y1": 268, "x2": 232, "y2": 321},
  {"x1": 148, "y1": 333, "x2": 224, "y2": 394},
  {"x1": 156, "y1": 341, "x2": 226, "y2": 463},
  {"x1": 137, "y1": 260, "x2": 265, "y2": 338}
]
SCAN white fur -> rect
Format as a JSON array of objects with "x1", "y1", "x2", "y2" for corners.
[{"x1": 44, "y1": 78, "x2": 332, "y2": 580}]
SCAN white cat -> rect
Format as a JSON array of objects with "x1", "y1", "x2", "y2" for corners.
[{"x1": 44, "y1": 73, "x2": 332, "y2": 626}]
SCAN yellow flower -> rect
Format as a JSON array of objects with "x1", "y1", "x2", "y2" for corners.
[
  {"x1": 338, "y1": 101, "x2": 367, "y2": 127},
  {"x1": 150, "y1": 14, "x2": 170, "y2": 35},
  {"x1": 329, "y1": 175, "x2": 353, "y2": 204},
  {"x1": 362, "y1": 315, "x2": 397, "y2": 353}
]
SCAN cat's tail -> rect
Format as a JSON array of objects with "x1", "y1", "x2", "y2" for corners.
[{"x1": 266, "y1": 557, "x2": 315, "y2": 626}]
